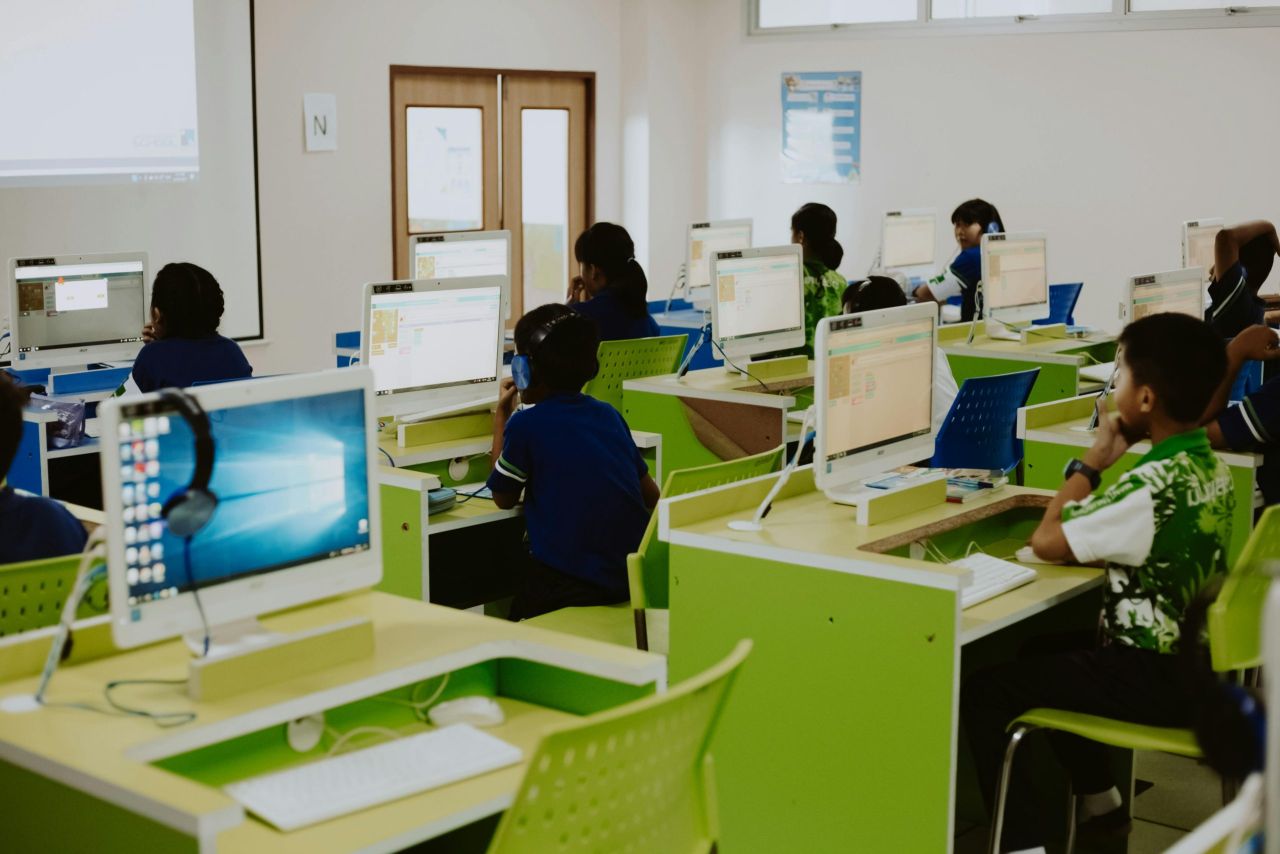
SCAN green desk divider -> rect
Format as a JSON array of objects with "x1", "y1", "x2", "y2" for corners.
[
  {"x1": 740, "y1": 353, "x2": 808, "y2": 381},
  {"x1": 856, "y1": 474, "x2": 947, "y2": 526},
  {"x1": 1023, "y1": 322, "x2": 1067, "y2": 341},
  {"x1": 397, "y1": 412, "x2": 491, "y2": 448}
]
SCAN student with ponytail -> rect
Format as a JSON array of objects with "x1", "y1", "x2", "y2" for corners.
[
  {"x1": 567, "y1": 222, "x2": 660, "y2": 342},
  {"x1": 916, "y1": 198, "x2": 1005, "y2": 322},
  {"x1": 790, "y1": 202, "x2": 846, "y2": 356}
]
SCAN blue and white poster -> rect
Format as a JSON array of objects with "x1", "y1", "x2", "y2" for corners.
[{"x1": 780, "y1": 71, "x2": 861, "y2": 184}]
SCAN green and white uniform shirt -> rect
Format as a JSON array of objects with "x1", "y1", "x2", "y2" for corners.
[
  {"x1": 802, "y1": 260, "x2": 846, "y2": 357},
  {"x1": 1060, "y1": 429, "x2": 1234, "y2": 654}
]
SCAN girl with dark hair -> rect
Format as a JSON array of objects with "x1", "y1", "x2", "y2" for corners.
[
  {"x1": 790, "y1": 202, "x2": 846, "y2": 356},
  {"x1": 916, "y1": 198, "x2": 1005, "y2": 322},
  {"x1": 567, "y1": 222, "x2": 660, "y2": 342},
  {"x1": 130, "y1": 262, "x2": 252, "y2": 392}
]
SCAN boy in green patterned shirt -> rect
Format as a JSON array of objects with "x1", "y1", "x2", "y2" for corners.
[{"x1": 963, "y1": 313, "x2": 1234, "y2": 854}]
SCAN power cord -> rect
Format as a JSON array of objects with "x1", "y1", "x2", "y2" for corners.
[
  {"x1": 663, "y1": 263, "x2": 688, "y2": 313},
  {"x1": 183, "y1": 537, "x2": 211, "y2": 658},
  {"x1": 709, "y1": 336, "x2": 771, "y2": 393},
  {"x1": 323, "y1": 674, "x2": 452, "y2": 757},
  {"x1": 378, "y1": 446, "x2": 396, "y2": 466},
  {"x1": 373, "y1": 673, "x2": 450, "y2": 721}
]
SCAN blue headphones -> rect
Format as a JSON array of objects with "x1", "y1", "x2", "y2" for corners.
[{"x1": 511, "y1": 312, "x2": 581, "y2": 391}]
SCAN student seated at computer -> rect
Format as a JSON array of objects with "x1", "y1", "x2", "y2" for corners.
[
  {"x1": 913, "y1": 198, "x2": 1004, "y2": 322},
  {"x1": 132, "y1": 263, "x2": 252, "y2": 393},
  {"x1": 842, "y1": 275, "x2": 959, "y2": 431},
  {"x1": 789, "y1": 202, "x2": 846, "y2": 356},
  {"x1": 1201, "y1": 323, "x2": 1280, "y2": 505},
  {"x1": 962, "y1": 313, "x2": 1234, "y2": 854},
  {"x1": 487, "y1": 304, "x2": 661, "y2": 620},
  {"x1": 1206, "y1": 220, "x2": 1279, "y2": 338},
  {"x1": 566, "y1": 223, "x2": 661, "y2": 342},
  {"x1": 0, "y1": 374, "x2": 87, "y2": 563}
]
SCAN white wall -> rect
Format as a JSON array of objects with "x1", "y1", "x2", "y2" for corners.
[
  {"x1": 694, "y1": 0, "x2": 1280, "y2": 331},
  {"x1": 251, "y1": 0, "x2": 623, "y2": 373}
]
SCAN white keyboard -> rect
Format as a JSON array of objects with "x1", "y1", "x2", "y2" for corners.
[
  {"x1": 951, "y1": 553, "x2": 1038, "y2": 610},
  {"x1": 1079, "y1": 361, "x2": 1117, "y2": 384},
  {"x1": 225, "y1": 723, "x2": 522, "y2": 831}
]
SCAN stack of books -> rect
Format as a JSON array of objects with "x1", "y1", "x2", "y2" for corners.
[{"x1": 865, "y1": 466, "x2": 1009, "y2": 504}]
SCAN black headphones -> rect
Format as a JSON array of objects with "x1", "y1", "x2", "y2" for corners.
[
  {"x1": 159, "y1": 389, "x2": 218, "y2": 538},
  {"x1": 511, "y1": 312, "x2": 594, "y2": 391}
]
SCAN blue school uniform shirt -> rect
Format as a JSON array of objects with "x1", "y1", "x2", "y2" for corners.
[
  {"x1": 1217, "y1": 375, "x2": 1280, "y2": 505},
  {"x1": 131, "y1": 336, "x2": 253, "y2": 393},
  {"x1": 570, "y1": 289, "x2": 660, "y2": 342},
  {"x1": 951, "y1": 246, "x2": 983, "y2": 322},
  {"x1": 0, "y1": 487, "x2": 87, "y2": 564},
  {"x1": 485, "y1": 393, "x2": 650, "y2": 595},
  {"x1": 1208, "y1": 261, "x2": 1263, "y2": 338}
]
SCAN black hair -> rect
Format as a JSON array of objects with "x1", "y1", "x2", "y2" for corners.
[
  {"x1": 0, "y1": 373, "x2": 33, "y2": 482},
  {"x1": 791, "y1": 202, "x2": 844, "y2": 270},
  {"x1": 514, "y1": 304, "x2": 600, "y2": 392},
  {"x1": 1118, "y1": 313, "x2": 1226, "y2": 423},
  {"x1": 151, "y1": 263, "x2": 226, "y2": 339},
  {"x1": 1240, "y1": 234, "x2": 1276, "y2": 291},
  {"x1": 950, "y1": 198, "x2": 1005, "y2": 235},
  {"x1": 1180, "y1": 578, "x2": 1265, "y2": 780},
  {"x1": 573, "y1": 223, "x2": 649, "y2": 320},
  {"x1": 842, "y1": 276, "x2": 908, "y2": 314}
]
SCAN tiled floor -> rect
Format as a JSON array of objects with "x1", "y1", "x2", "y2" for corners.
[{"x1": 955, "y1": 752, "x2": 1222, "y2": 853}]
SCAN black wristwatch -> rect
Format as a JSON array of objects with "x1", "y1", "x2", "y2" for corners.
[{"x1": 1064, "y1": 458, "x2": 1101, "y2": 490}]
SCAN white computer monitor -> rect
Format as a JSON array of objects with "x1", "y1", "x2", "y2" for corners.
[
  {"x1": 9, "y1": 252, "x2": 148, "y2": 369},
  {"x1": 99, "y1": 368, "x2": 382, "y2": 649},
  {"x1": 1127, "y1": 268, "x2": 1206, "y2": 322},
  {"x1": 881, "y1": 209, "x2": 936, "y2": 270},
  {"x1": 361, "y1": 276, "x2": 505, "y2": 419},
  {"x1": 687, "y1": 219, "x2": 753, "y2": 306},
  {"x1": 709, "y1": 245, "x2": 805, "y2": 362},
  {"x1": 980, "y1": 231, "x2": 1049, "y2": 325},
  {"x1": 408, "y1": 230, "x2": 512, "y2": 319},
  {"x1": 815, "y1": 303, "x2": 938, "y2": 495},
  {"x1": 1182, "y1": 219, "x2": 1223, "y2": 280}
]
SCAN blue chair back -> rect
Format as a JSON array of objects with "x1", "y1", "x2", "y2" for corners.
[
  {"x1": 1229, "y1": 358, "x2": 1264, "y2": 403},
  {"x1": 1032, "y1": 283, "x2": 1083, "y2": 326},
  {"x1": 931, "y1": 368, "x2": 1040, "y2": 472}
]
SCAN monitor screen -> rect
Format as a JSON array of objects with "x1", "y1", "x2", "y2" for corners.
[
  {"x1": 13, "y1": 258, "x2": 146, "y2": 356},
  {"x1": 688, "y1": 221, "x2": 752, "y2": 292},
  {"x1": 1184, "y1": 223, "x2": 1221, "y2": 275},
  {"x1": 982, "y1": 235, "x2": 1048, "y2": 311},
  {"x1": 112, "y1": 387, "x2": 372, "y2": 610},
  {"x1": 412, "y1": 234, "x2": 508, "y2": 280},
  {"x1": 882, "y1": 211, "x2": 935, "y2": 269},
  {"x1": 1131, "y1": 271, "x2": 1204, "y2": 321},
  {"x1": 713, "y1": 249, "x2": 804, "y2": 344},
  {"x1": 821, "y1": 314, "x2": 933, "y2": 468},
  {"x1": 366, "y1": 282, "x2": 502, "y2": 397}
]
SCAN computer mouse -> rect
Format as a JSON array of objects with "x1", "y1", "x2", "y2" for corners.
[
  {"x1": 428, "y1": 696, "x2": 505, "y2": 728},
  {"x1": 1015, "y1": 545, "x2": 1063, "y2": 566}
]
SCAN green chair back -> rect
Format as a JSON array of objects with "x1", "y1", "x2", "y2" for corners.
[
  {"x1": 627, "y1": 446, "x2": 785, "y2": 612},
  {"x1": 0, "y1": 554, "x2": 106, "y2": 637},
  {"x1": 485, "y1": 639, "x2": 752, "y2": 854},
  {"x1": 582, "y1": 335, "x2": 686, "y2": 414},
  {"x1": 1208, "y1": 505, "x2": 1280, "y2": 672}
]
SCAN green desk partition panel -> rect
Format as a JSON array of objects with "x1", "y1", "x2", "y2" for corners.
[
  {"x1": 667, "y1": 544, "x2": 956, "y2": 852},
  {"x1": 945, "y1": 338, "x2": 1116, "y2": 407},
  {"x1": 624, "y1": 391, "x2": 723, "y2": 476}
]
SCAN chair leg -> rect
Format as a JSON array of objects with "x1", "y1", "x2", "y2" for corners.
[
  {"x1": 990, "y1": 725, "x2": 1037, "y2": 854},
  {"x1": 633, "y1": 608, "x2": 649, "y2": 651},
  {"x1": 1064, "y1": 782, "x2": 1077, "y2": 854}
]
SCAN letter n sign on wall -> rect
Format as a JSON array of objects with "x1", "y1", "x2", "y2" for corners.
[{"x1": 304, "y1": 93, "x2": 338, "y2": 152}]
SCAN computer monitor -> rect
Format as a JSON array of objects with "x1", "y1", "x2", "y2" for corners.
[
  {"x1": 1182, "y1": 219, "x2": 1222, "y2": 280},
  {"x1": 8, "y1": 252, "x2": 148, "y2": 368},
  {"x1": 980, "y1": 232, "x2": 1049, "y2": 324},
  {"x1": 1127, "y1": 268, "x2": 1205, "y2": 322},
  {"x1": 687, "y1": 219, "x2": 753, "y2": 306},
  {"x1": 881, "y1": 209, "x2": 936, "y2": 270},
  {"x1": 815, "y1": 303, "x2": 937, "y2": 495},
  {"x1": 709, "y1": 245, "x2": 805, "y2": 362},
  {"x1": 99, "y1": 368, "x2": 381, "y2": 649},
  {"x1": 408, "y1": 230, "x2": 512, "y2": 319},
  {"x1": 361, "y1": 276, "x2": 505, "y2": 419}
]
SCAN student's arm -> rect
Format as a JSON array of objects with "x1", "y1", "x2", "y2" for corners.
[
  {"x1": 488, "y1": 379, "x2": 524, "y2": 510},
  {"x1": 1214, "y1": 221, "x2": 1278, "y2": 281},
  {"x1": 914, "y1": 283, "x2": 940, "y2": 304},
  {"x1": 1029, "y1": 401, "x2": 1134, "y2": 561},
  {"x1": 640, "y1": 473, "x2": 660, "y2": 511},
  {"x1": 1201, "y1": 325, "x2": 1280, "y2": 433}
]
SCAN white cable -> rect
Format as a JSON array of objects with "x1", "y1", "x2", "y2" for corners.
[
  {"x1": 372, "y1": 673, "x2": 450, "y2": 721},
  {"x1": 729, "y1": 406, "x2": 816, "y2": 532},
  {"x1": 664, "y1": 263, "x2": 688, "y2": 313},
  {"x1": 325, "y1": 726, "x2": 404, "y2": 757},
  {"x1": 33, "y1": 529, "x2": 107, "y2": 705}
]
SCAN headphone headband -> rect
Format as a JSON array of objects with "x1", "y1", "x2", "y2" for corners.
[{"x1": 159, "y1": 388, "x2": 218, "y2": 538}]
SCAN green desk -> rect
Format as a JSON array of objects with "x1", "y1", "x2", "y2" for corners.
[
  {"x1": 659, "y1": 470, "x2": 1103, "y2": 852},
  {"x1": 1018, "y1": 394, "x2": 1261, "y2": 562},
  {"x1": 0, "y1": 591, "x2": 664, "y2": 853},
  {"x1": 940, "y1": 322, "x2": 1116, "y2": 406},
  {"x1": 623, "y1": 364, "x2": 809, "y2": 476}
]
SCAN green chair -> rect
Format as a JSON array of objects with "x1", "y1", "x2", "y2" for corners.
[
  {"x1": 523, "y1": 447, "x2": 785, "y2": 651},
  {"x1": 988, "y1": 506, "x2": 1280, "y2": 854},
  {"x1": 0, "y1": 554, "x2": 108, "y2": 637},
  {"x1": 485, "y1": 639, "x2": 751, "y2": 854},
  {"x1": 582, "y1": 335, "x2": 687, "y2": 414}
]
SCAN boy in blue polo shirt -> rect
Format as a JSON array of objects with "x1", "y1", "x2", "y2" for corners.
[
  {"x1": 0, "y1": 375, "x2": 87, "y2": 563},
  {"x1": 487, "y1": 304, "x2": 660, "y2": 620},
  {"x1": 1204, "y1": 323, "x2": 1280, "y2": 503},
  {"x1": 914, "y1": 198, "x2": 1004, "y2": 322},
  {"x1": 1207, "y1": 220, "x2": 1278, "y2": 338}
]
